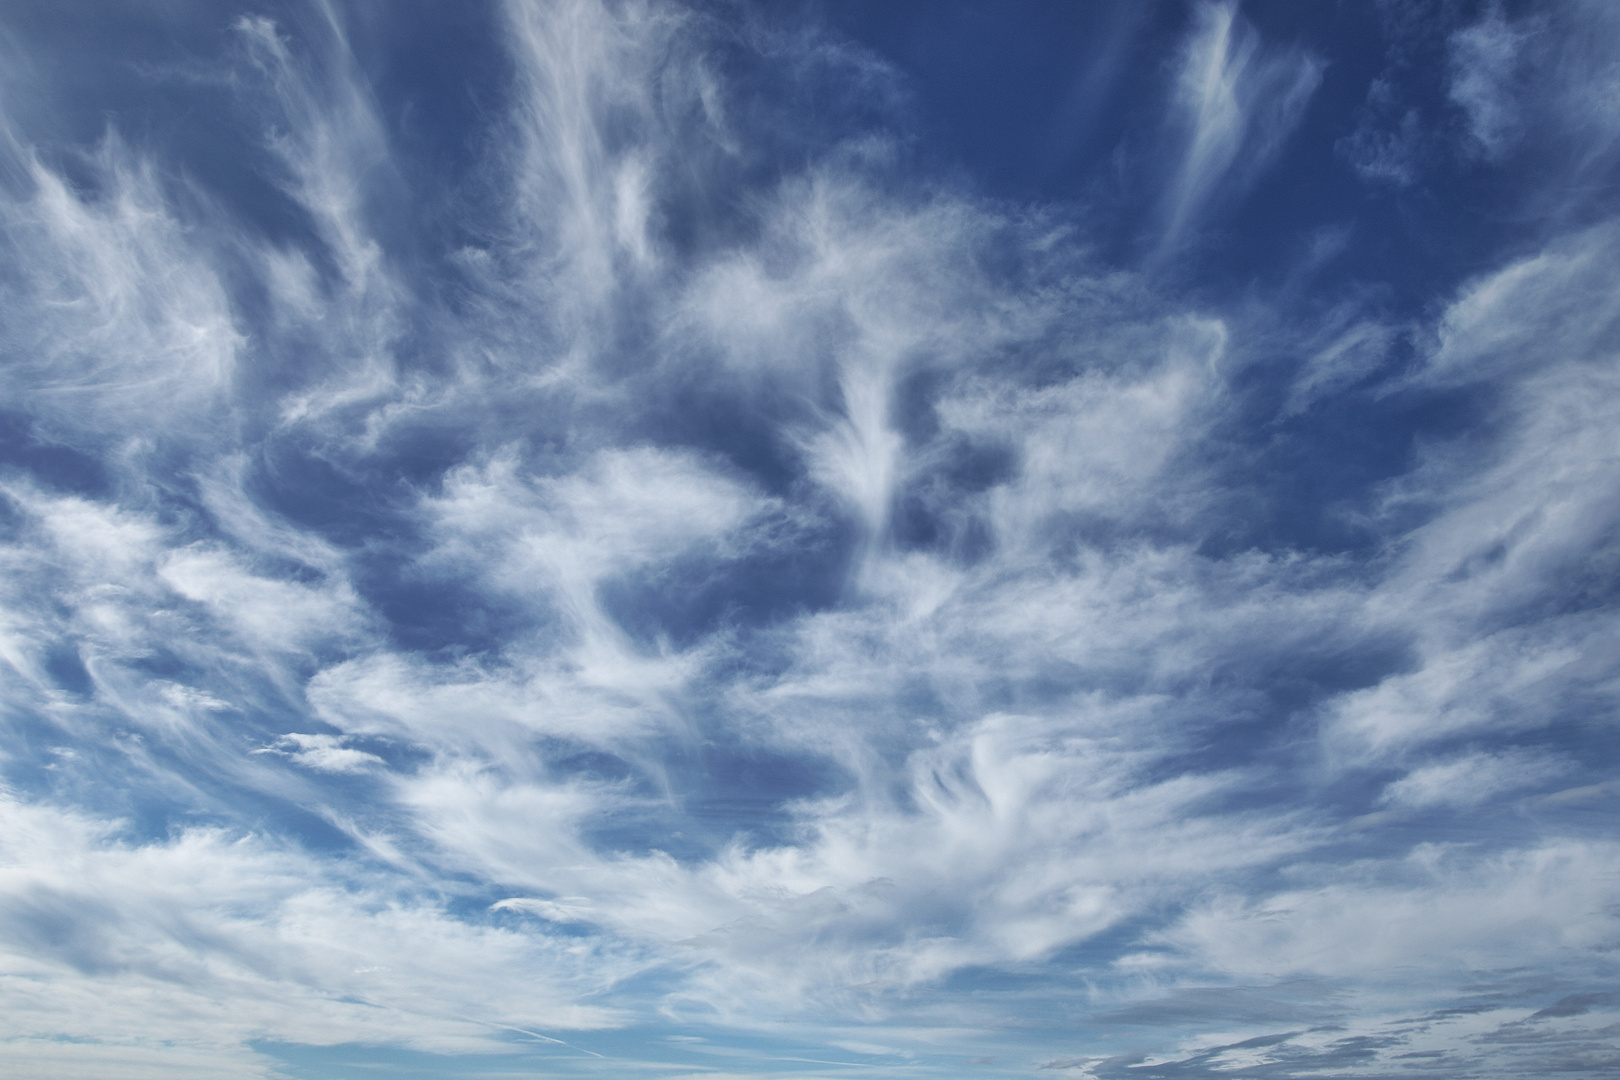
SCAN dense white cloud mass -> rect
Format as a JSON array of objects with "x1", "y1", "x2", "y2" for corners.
[{"x1": 0, "y1": 1, "x2": 1616, "y2": 1077}]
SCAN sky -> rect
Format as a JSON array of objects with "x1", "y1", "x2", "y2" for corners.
[{"x1": 0, "y1": 1, "x2": 1617, "y2": 1077}]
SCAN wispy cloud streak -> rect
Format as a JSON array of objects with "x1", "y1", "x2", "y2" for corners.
[
  {"x1": 1157, "y1": 2, "x2": 1322, "y2": 258},
  {"x1": 0, "y1": 1, "x2": 1616, "y2": 1077}
]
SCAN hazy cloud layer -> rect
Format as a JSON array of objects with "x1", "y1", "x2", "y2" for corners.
[{"x1": 0, "y1": 1, "x2": 1616, "y2": 1077}]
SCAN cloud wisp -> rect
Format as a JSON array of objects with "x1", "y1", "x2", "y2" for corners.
[{"x1": 0, "y1": 1, "x2": 1616, "y2": 1077}]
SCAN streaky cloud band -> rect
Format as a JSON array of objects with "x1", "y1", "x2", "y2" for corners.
[{"x1": 0, "y1": 1, "x2": 1616, "y2": 1077}]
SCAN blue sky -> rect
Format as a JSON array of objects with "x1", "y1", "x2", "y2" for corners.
[{"x1": 0, "y1": 1, "x2": 1617, "y2": 1077}]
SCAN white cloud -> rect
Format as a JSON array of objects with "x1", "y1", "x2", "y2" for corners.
[
  {"x1": 1157, "y1": 840, "x2": 1620, "y2": 979},
  {"x1": 0, "y1": 789, "x2": 633, "y2": 1077},
  {"x1": 0, "y1": 0, "x2": 1615, "y2": 1073},
  {"x1": 159, "y1": 544, "x2": 364, "y2": 655},
  {"x1": 1378, "y1": 749, "x2": 1567, "y2": 810},
  {"x1": 0, "y1": 141, "x2": 240, "y2": 445},
  {"x1": 300, "y1": 445, "x2": 791, "y2": 755},
  {"x1": 1320, "y1": 221, "x2": 1620, "y2": 757},
  {"x1": 1158, "y1": 2, "x2": 1323, "y2": 255},
  {"x1": 259, "y1": 732, "x2": 383, "y2": 773},
  {"x1": 491, "y1": 896, "x2": 596, "y2": 923},
  {"x1": 1282, "y1": 314, "x2": 1394, "y2": 416},
  {"x1": 1340, "y1": 102, "x2": 1425, "y2": 188},
  {"x1": 1448, "y1": 7, "x2": 1535, "y2": 161}
]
